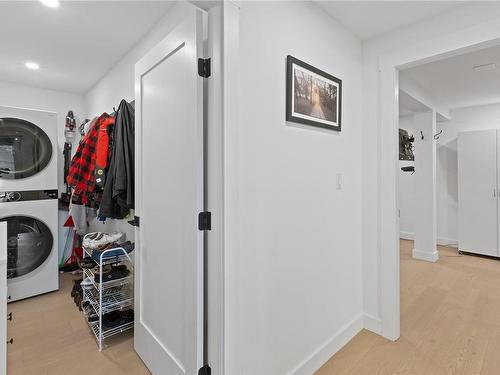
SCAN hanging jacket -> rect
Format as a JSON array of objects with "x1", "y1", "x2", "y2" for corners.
[
  {"x1": 100, "y1": 100, "x2": 135, "y2": 218},
  {"x1": 67, "y1": 114, "x2": 114, "y2": 205},
  {"x1": 94, "y1": 117, "x2": 114, "y2": 187}
]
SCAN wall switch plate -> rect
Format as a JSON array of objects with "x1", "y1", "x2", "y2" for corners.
[{"x1": 336, "y1": 173, "x2": 343, "y2": 190}]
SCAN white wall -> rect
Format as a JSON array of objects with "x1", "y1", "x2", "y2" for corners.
[
  {"x1": 85, "y1": 2, "x2": 193, "y2": 115},
  {"x1": 362, "y1": 2, "x2": 500, "y2": 330},
  {"x1": 400, "y1": 104, "x2": 500, "y2": 246},
  {"x1": 399, "y1": 112, "x2": 459, "y2": 247},
  {"x1": 84, "y1": 2, "x2": 196, "y2": 240},
  {"x1": 437, "y1": 103, "x2": 500, "y2": 243},
  {"x1": 226, "y1": 2, "x2": 363, "y2": 374}
]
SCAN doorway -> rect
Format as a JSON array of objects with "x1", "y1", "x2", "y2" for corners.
[{"x1": 379, "y1": 28, "x2": 500, "y2": 341}]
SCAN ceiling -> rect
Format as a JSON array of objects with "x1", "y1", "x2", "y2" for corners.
[
  {"x1": 402, "y1": 44, "x2": 500, "y2": 110},
  {"x1": 0, "y1": 1, "x2": 173, "y2": 94},
  {"x1": 315, "y1": 1, "x2": 463, "y2": 40},
  {"x1": 399, "y1": 90, "x2": 429, "y2": 117}
]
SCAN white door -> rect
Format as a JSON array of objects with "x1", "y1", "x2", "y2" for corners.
[
  {"x1": 134, "y1": 9, "x2": 205, "y2": 375},
  {"x1": 458, "y1": 130, "x2": 498, "y2": 256}
]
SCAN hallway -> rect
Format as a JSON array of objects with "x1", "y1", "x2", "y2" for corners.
[{"x1": 316, "y1": 240, "x2": 500, "y2": 374}]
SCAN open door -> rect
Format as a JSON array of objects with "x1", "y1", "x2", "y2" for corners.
[{"x1": 134, "y1": 8, "x2": 205, "y2": 374}]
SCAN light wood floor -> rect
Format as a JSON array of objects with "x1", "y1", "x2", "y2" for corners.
[
  {"x1": 7, "y1": 272, "x2": 150, "y2": 375},
  {"x1": 317, "y1": 240, "x2": 500, "y2": 375}
]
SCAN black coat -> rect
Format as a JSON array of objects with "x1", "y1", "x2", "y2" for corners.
[{"x1": 100, "y1": 99, "x2": 135, "y2": 219}]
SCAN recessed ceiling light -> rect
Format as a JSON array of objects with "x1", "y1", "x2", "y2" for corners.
[
  {"x1": 39, "y1": 0, "x2": 60, "y2": 8},
  {"x1": 473, "y1": 63, "x2": 497, "y2": 72},
  {"x1": 25, "y1": 62, "x2": 40, "y2": 70}
]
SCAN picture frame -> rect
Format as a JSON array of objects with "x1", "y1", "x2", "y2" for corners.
[{"x1": 286, "y1": 55, "x2": 342, "y2": 131}]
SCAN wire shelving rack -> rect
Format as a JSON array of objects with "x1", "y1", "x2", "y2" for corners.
[{"x1": 81, "y1": 235, "x2": 134, "y2": 352}]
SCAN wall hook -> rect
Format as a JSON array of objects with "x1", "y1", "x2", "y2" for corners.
[
  {"x1": 420, "y1": 130, "x2": 424, "y2": 140},
  {"x1": 433, "y1": 130, "x2": 443, "y2": 140}
]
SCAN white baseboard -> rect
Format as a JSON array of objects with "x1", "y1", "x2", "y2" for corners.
[
  {"x1": 399, "y1": 231, "x2": 414, "y2": 241},
  {"x1": 412, "y1": 248, "x2": 439, "y2": 262},
  {"x1": 436, "y1": 237, "x2": 458, "y2": 246},
  {"x1": 288, "y1": 314, "x2": 363, "y2": 375},
  {"x1": 363, "y1": 313, "x2": 382, "y2": 335},
  {"x1": 400, "y1": 231, "x2": 458, "y2": 247}
]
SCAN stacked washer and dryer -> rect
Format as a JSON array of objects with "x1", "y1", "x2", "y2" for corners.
[{"x1": 0, "y1": 106, "x2": 59, "y2": 301}]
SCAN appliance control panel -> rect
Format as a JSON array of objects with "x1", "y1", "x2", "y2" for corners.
[{"x1": 0, "y1": 189, "x2": 58, "y2": 203}]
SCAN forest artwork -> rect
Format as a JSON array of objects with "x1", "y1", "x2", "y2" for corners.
[{"x1": 286, "y1": 55, "x2": 342, "y2": 131}]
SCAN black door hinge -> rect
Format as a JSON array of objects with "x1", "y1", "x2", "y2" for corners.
[
  {"x1": 198, "y1": 365, "x2": 211, "y2": 375},
  {"x1": 198, "y1": 58, "x2": 211, "y2": 78},
  {"x1": 128, "y1": 216, "x2": 140, "y2": 227},
  {"x1": 198, "y1": 211, "x2": 211, "y2": 231}
]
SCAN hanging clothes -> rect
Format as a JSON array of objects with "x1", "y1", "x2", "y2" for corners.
[
  {"x1": 100, "y1": 100, "x2": 135, "y2": 219},
  {"x1": 67, "y1": 114, "x2": 115, "y2": 206}
]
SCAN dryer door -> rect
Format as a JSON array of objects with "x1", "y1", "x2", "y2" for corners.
[
  {"x1": 0, "y1": 118, "x2": 53, "y2": 180},
  {"x1": 0, "y1": 215, "x2": 53, "y2": 279},
  {"x1": 0, "y1": 106, "x2": 57, "y2": 191}
]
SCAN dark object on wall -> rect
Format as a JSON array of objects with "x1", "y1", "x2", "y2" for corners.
[
  {"x1": 286, "y1": 55, "x2": 342, "y2": 131},
  {"x1": 61, "y1": 110, "x2": 77, "y2": 205},
  {"x1": 100, "y1": 99, "x2": 135, "y2": 219},
  {"x1": 401, "y1": 166, "x2": 415, "y2": 174},
  {"x1": 399, "y1": 128, "x2": 414, "y2": 161},
  {"x1": 434, "y1": 130, "x2": 443, "y2": 140}
]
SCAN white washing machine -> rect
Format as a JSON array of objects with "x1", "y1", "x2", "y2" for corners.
[
  {"x1": 0, "y1": 193, "x2": 58, "y2": 301},
  {"x1": 0, "y1": 105, "x2": 57, "y2": 191},
  {"x1": 0, "y1": 106, "x2": 59, "y2": 301}
]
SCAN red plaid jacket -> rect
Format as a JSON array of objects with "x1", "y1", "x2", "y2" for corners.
[{"x1": 67, "y1": 114, "x2": 115, "y2": 205}]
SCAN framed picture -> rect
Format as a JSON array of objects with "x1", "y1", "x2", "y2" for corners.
[{"x1": 286, "y1": 55, "x2": 342, "y2": 131}]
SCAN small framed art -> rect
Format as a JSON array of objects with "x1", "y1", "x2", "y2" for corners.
[{"x1": 286, "y1": 55, "x2": 342, "y2": 131}]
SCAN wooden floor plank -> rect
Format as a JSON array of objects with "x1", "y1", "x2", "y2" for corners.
[
  {"x1": 316, "y1": 240, "x2": 500, "y2": 375},
  {"x1": 7, "y1": 273, "x2": 149, "y2": 375}
]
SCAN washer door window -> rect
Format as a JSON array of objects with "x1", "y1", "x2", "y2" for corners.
[
  {"x1": 0, "y1": 216, "x2": 53, "y2": 278},
  {"x1": 0, "y1": 118, "x2": 53, "y2": 179}
]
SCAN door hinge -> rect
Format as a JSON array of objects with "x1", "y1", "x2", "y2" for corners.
[
  {"x1": 198, "y1": 58, "x2": 211, "y2": 78},
  {"x1": 198, "y1": 365, "x2": 211, "y2": 375},
  {"x1": 128, "y1": 216, "x2": 140, "y2": 227},
  {"x1": 198, "y1": 211, "x2": 211, "y2": 231}
]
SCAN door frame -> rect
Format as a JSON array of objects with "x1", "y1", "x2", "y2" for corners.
[{"x1": 378, "y1": 17, "x2": 500, "y2": 341}]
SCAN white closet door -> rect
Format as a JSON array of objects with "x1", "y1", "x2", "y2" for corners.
[
  {"x1": 134, "y1": 8, "x2": 204, "y2": 375},
  {"x1": 458, "y1": 130, "x2": 498, "y2": 256}
]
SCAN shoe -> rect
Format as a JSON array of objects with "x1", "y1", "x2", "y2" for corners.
[
  {"x1": 83, "y1": 232, "x2": 104, "y2": 248},
  {"x1": 93, "y1": 265, "x2": 112, "y2": 283},
  {"x1": 80, "y1": 277, "x2": 94, "y2": 290},
  {"x1": 102, "y1": 310, "x2": 121, "y2": 330},
  {"x1": 87, "y1": 232, "x2": 124, "y2": 250},
  {"x1": 102, "y1": 309, "x2": 134, "y2": 331},
  {"x1": 91, "y1": 241, "x2": 134, "y2": 262},
  {"x1": 95, "y1": 265, "x2": 130, "y2": 283},
  {"x1": 81, "y1": 257, "x2": 97, "y2": 269}
]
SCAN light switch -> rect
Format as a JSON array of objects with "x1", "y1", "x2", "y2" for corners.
[{"x1": 336, "y1": 173, "x2": 343, "y2": 190}]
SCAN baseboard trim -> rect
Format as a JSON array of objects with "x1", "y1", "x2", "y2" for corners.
[
  {"x1": 436, "y1": 237, "x2": 458, "y2": 247},
  {"x1": 287, "y1": 314, "x2": 363, "y2": 375},
  {"x1": 363, "y1": 313, "x2": 382, "y2": 335},
  {"x1": 400, "y1": 232, "x2": 458, "y2": 247},
  {"x1": 399, "y1": 231, "x2": 414, "y2": 241},
  {"x1": 412, "y1": 248, "x2": 439, "y2": 262}
]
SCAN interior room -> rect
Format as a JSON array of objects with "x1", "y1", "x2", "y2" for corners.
[
  {"x1": 353, "y1": 43, "x2": 500, "y2": 374},
  {"x1": 2, "y1": 1, "x2": 500, "y2": 375}
]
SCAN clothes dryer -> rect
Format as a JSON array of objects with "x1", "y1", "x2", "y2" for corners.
[
  {"x1": 0, "y1": 190, "x2": 59, "y2": 301},
  {"x1": 0, "y1": 106, "x2": 57, "y2": 191}
]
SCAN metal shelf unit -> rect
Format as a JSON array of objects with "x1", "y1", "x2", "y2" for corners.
[{"x1": 81, "y1": 239, "x2": 134, "y2": 352}]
